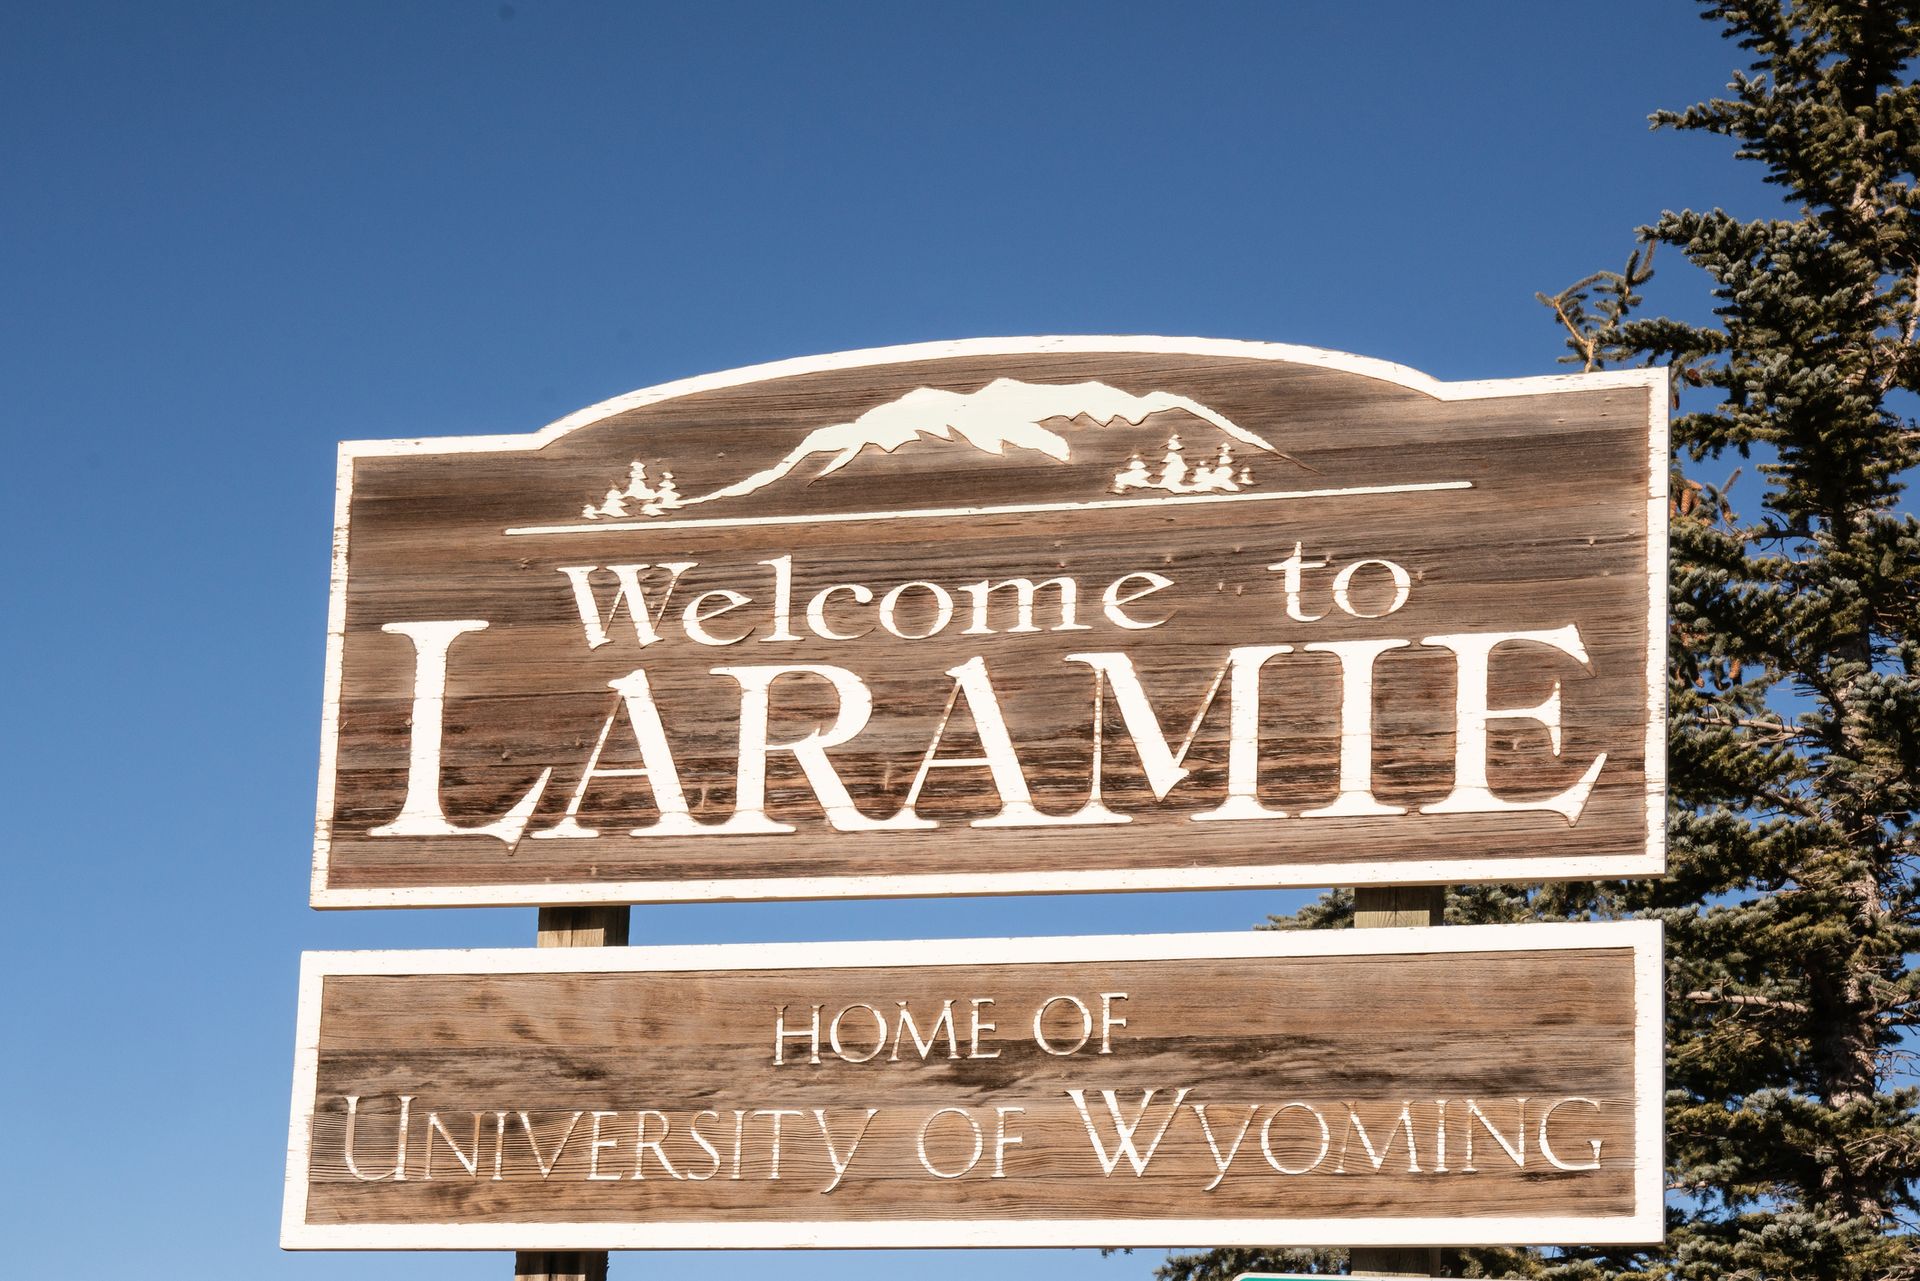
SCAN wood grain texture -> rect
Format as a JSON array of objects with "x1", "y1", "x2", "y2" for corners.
[
  {"x1": 1353, "y1": 885, "x2": 1446, "y2": 931},
  {"x1": 281, "y1": 924, "x2": 1663, "y2": 1249},
  {"x1": 1351, "y1": 886, "x2": 1444, "y2": 1277},
  {"x1": 312, "y1": 339, "x2": 1667, "y2": 906},
  {"x1": 535, "y1": 906, "x2": 629, "y2": 949},
  {"x1": 516, "y1": 905, "x2": 627, "y2": 1276}
]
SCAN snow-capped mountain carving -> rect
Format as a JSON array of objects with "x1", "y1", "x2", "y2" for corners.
[{"x1": 573, "y1": 377, "x2": 1303, "y2": 521}]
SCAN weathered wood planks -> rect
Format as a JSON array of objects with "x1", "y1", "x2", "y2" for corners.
[
  {"x1": 281, "y1": 923, "x2": 1664, "y2": 1249},
  {"x1": 312, "y1": 339, "x2": 1668, "y2": 906}
]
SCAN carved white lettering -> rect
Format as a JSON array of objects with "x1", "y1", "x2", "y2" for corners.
[
  {"x1": 341, "y1": 1094, "x2": 411, "y2": 1182},
  {"x1": 1101, "y1": 570, "x2": 1175, "y2": 630},
  {"x1": 805, "y1": 582, "x2": 874, "y2": 641},
  {"x1": 531, "y1": 670, "x2": 704, "y2": 840},
  {"x1": 1190, "y1": 1102, "x2": 1259, "y2": 1190},
  {"x1": 968, "y1": 997, "x2": 1000, "y2": 1060},
  {"x1": 1539, "y1": 1097, "x2": 1604, "y2": 1171},
  {"x1": 333, "y1": 1092, "x2": 1607, "y2": 1190},
  {"x1": 711, "y1": 664, "x2": 919, "y2": 833},
  {"x1": 518, "y1": 1110, "x2": 584, "y2": 1180},
  {"x1": 586, "y1": 1111, "x2": 622, "y2": 1181},
  {"x1": 898, "y1": 657, "x2": 1118, "y2": 830},
  {"x1": 1190, "y1": 644, "x2": 1295, "y2": 823},
  {"x1": 424, "y1": 1110, "x2": 482, "y2": 1179},
  {"x1": 1098, "y1": 992, "x2": 1128, "y2": 1053},
  {"x1": 558, "y1": 562, "x2": 696, "y2": 649},
  {"x1": 1068, "y1": 652, "x2": 1221, "y2": 804},
  {"x1": 1066, "y1": 1087, "x2": 1191, "y2": 1177},
  {"x1": 755, "y1": 1108, "x2": 803, "y2": 1180},
  {"x1": 959, "y1": 576, "x2": 1092, "y2": 636},
  {"x1": 813, "y1": 1108, "x2": 879, "y2": 1193},
  {"x1": 1332, "y1": 557, "x2": 1411, "y2": 618},
  {"x1": 878, "y1": 580, "x2": 954, "y2": 640},
  {"x1": 991, "y1": 1106, "x2": 1025, "y2": 1178},
  {"x1": 1033, "y1": 994, "x2": 1093, "y2": 1056},
  {"x1": 1336, "y1": 1101, "x2": 1420, "y2": 1173},
  {"x1": 1261, "y1": 1101, "x2": 1331, "y2": 1174},
  {"x1": 917, "y1": 1107, "x2": 984, "y2": 1179},
  {"x1": 685, "y1": 1109, "x2": 723, "y2": 1181},
  {"x1": 1269, "y1": 543, "x2": 1329, "y2": 621},
  {"x1": 369, "y1": 621, "x2": 552, "y2": 845},
  {"x1": 760, "y1": 555, "x2": 800, "y2": 642},
  {"x1": 1421, "y1": 627, "x2": 1606, "y2": 822},
  {"x1": 1299, "y1": 639, "x2": 1408, "y2": 818},
  {"x1": 1463, "y1": 1097, "x2": 1529, "y2": 1171},
  {"x1": 631, "y1": 1110, "x2": 681, "y2": 1180},
  {"x1": 830, "y1": 1003, "x2": 888, "y2": 1063},
  {"x1": 683, "y1": 588, "x2": 755, "y2": 646},
  {"x1": 772, "y1": 1004, "x2": 822, "y2": 1066},
  {"x1": 889, "y1": 999, "x2": 960, "y2": 1062}
]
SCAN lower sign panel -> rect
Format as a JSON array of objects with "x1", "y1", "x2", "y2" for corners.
[{"x1": 282, "y1": 923, "x2": 1662, "y2": 1249}]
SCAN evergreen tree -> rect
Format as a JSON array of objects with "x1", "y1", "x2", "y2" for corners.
[{"x1": 1161, "y1": 3, "x2": 1920, "y2": 1276}]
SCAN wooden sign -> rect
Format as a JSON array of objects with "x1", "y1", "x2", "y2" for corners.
[
  {"x1": 281, "y1": 922, "x2": 1664, "y2": 1249},
  {"x1": 314, "y1": 338, "x2": 1667, "y2": 906}
]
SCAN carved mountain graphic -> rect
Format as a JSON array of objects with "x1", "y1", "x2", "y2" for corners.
[{"x1": 574, "y1": 377, "x2": 1308, "y2": 521}]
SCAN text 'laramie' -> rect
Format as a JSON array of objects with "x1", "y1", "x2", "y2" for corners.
[{"x1": 371, "y1": 548, "x2": 1610, "y2": 845}]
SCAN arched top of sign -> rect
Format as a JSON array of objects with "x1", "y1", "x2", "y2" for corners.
[{"x1": 343, "y1": 335, "x2": 1665, "y2": 458}]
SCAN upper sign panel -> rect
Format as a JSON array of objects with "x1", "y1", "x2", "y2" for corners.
[{"x1": 314, "y1": 338, "x2": 1667, "y2": 907}]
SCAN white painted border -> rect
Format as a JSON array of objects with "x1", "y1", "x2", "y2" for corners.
[
  {"x1": 282, "y1": 920, "x2": 1665, "y2": 1249},
  {"x1": 312, "y1": 337, "x2": 1669, "y2": 907},
  {"x1": 1643, "y1": 367, "x2": 1672, "y2": 889}
]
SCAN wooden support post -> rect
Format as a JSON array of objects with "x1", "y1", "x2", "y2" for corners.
[
  {"x1": 514, "y1": 905, "x2": 630, "y2": 1281},
  {"x1": 1349, "y1": 884, "x2": 1445, "y2": 1280},
  {"x1": 514, "y1": 1252, "x2": 607, "y2": 1281},
  {"x1": 534, "y1": 904, "x2": 630, "y2": 950},
  {"x1": 1353, "y1": 884, "x2": 1445, "y2": 931}
]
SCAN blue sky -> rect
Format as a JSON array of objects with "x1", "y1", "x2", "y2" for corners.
[{"x1": 3, "y1": 3, "x2": 1768, "y2": 1276}]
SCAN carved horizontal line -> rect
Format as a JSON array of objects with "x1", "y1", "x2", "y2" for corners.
[{"x1": 502, "y1": 479, "x2": 1475, "y2": 536}]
